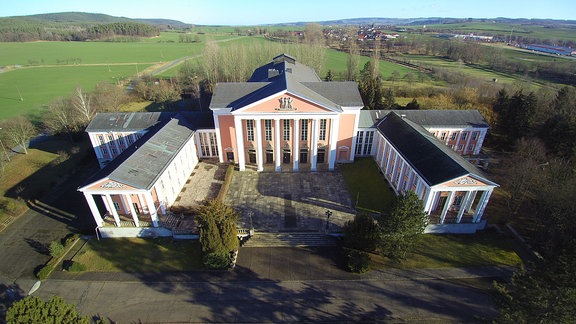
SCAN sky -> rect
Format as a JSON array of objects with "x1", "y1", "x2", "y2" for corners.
[{"x1": 1, "y1": 0, "x2": 574, "y2": 25}]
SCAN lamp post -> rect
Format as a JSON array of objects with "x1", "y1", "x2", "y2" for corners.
[
  {"x1": 247, "y1": 210, "x2": 254, "y2": 236},
  {"x1": 325, "y1": 210, "x2": 332, "y2": 231}
]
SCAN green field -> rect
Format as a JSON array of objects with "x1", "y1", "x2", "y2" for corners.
[
  {"x1": 0, "y1": 65, "x2": 151, "y2": 120},
  {"x1": 0, "y1": 31, "x2": 254, "y2": 120}
]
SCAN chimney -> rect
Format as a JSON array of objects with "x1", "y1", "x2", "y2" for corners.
[{"x1": 268, "y1": 69, "x2": 279, "y2": 79}]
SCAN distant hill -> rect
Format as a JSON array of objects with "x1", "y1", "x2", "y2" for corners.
[
  {"x1": 0, "y1": 12, "x2": 191, "y2": 42},
  {"x1": 3, "y1": 11, "x2": 191, "y2": 29}
]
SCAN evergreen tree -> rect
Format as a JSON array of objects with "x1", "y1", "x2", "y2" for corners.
[
  {"x1": 378, "y1": 191, "x2": 427, "y2": 261},
  {"x1": 342, "y1": 213, "x2": 380, "y2": 252},
  {"x1": 7, "y1": 295, "x2": 93, "y2": 323}
]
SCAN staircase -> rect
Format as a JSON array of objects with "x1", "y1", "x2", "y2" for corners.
[{"x1": 241, "y1": 232, "x2": 339, "y2": 247}]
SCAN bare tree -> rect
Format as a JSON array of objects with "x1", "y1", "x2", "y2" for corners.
[
  {"x1": 346, "y1": 34, "x2": 359, "y2": 81},
  {"x1": 72, "y1": 87, "x2": 95, "y2": 126},
  {"x1": 43, "y1": 97, "x2": 81, "y2": 139},
  {"x1": 0, "y1": 116, "x2": 36, "y2": 154},
  {"x1": 304, "y1": 23, "x2": 323, "y2": 46},
  {"x1": 92, "y1": 82, "x2": 127, "y2": 112}
]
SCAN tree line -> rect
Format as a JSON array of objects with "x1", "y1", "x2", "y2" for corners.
[{"x1": 0, "y1": 21, "x2": 159, "y2": 42}]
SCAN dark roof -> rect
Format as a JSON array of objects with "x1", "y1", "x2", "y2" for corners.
[
  {"x1": 376, "y1": 112, "x2": 496, "y2": 187},
  {"x1": 85, "y1": 112, "x2": 169, "y2": 132},
  {"x1": 359, "y1": 110, "x2": 490, "y2": 129},
  {"x1": 210, "y1": 54, "x2": 363, "y2": 112},
  {"x1": 79, "y1": 112, "x2": 213, "y2": 190}
]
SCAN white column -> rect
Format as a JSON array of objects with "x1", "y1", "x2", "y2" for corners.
[
  {"x1": 213, "y1": 115, "x2": 224, "y2": 163},
  {"x1": 379, "y1": 141, "x2": 386, "y2": 169},
  {"x1": 440, "y1": 191, "x2": 455, "y2": 224},
  {"x1": 473, "y1": 189, "x2": 493, "y2": 222},
  {"x1": 105, "y1": 194, "x2": 121, "y2": 227},
  {"x1": 328, "y1": 117, "x2": 340, "y2": 171},
  {"x1": 423, "y1": 189, "x2": 436, "y2": 213},
  {"x1": 144, "y1": 192, "x2": 159, "y2": 227},
  {"x1": 396, "y1": 162, "x2": 406, "y2": 192},
  {"x1": 275, "y1": 118, "x2": 281, "y2": 171},
  {"x1": 234, "y1": 117, "x2": 246, "y2": 171},
  {"x1": 255, "y1": 118, "x2": 263, "y2": 172},
  {"x1": 84, "y1": 193, "x2": 104, "y2": 227},
  {"x1": 311, "y1": 118, "x2": 318, "y2": 171},
  {"x1": 293, "y1": 118, "x2": 299, "y2": 171},
  {"x1": 465, "y1": 191, "x2": 477, "y2": 213},
  {"x1": 456, "y1": 191, "x2": 472, "y2": 223},
  {"x1": 125, "y1": 194, "x2": 140, "y2": 227}
]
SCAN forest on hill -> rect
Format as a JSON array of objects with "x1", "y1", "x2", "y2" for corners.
[{"x1": 0, "y1": 12, "x2": 189, "y2": 42}]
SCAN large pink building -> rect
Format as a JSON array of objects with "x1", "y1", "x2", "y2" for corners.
[{"x1": 79, "y1": 54, "x2": 497, "y2": 237}]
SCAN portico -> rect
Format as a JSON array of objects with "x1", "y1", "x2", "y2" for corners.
[{"x1": 210, "y1": 54, "x2": 363, "y2": 173}]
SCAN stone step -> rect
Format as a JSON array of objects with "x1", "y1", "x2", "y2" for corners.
[{"x1": 241, "y1": 232, "x2": 339, "y2": 247}]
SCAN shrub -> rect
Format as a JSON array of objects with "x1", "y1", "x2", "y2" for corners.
[
  {"x1": 344, "y1": 248, "x2": 371, "y2": 273},
  {"x1": 36, "y1": 265, "x2": 51, "y2": 280},
  {"x1": 68, "y1": 261, "x2": 87, "y2": 272},
  {"x1": 203, "y1": 251, "x2": 230, "y2": 270},
  {"x1": 49, "y1": 241, "x2": 64, "y2": 258},
  {"x1": 342, "y1": 213, "x2": 380, "y2": 252}
]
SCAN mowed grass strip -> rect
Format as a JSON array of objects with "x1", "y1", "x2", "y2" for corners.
[
  {"x1": 341, "y1": 157, "x2": 396, "y2": 213},
  {"x1": 73, "y1": 238, "x2": 202, "y2": 272},
  {"x1": 371, "y1": 229, "x2": 522, "y2": 269}
]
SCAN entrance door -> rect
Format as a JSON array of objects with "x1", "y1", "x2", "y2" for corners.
[
  {"x1": 266, "y1": 151, "x2": 274, "y2": 164},
  {"x1": 283, "y1": 152, "x2": 291, "y2": 164},
  {"x1": 299, "y1": 151, "x2": 308, "y2": 164},
  {"x1": 317, "y1": 149, "x2": 325, "y2": 163},
  {"x1": 226, "y1": 152, "x2": 234, "y2": 162},
  {"x1": 436, "y1": 196, "x2": 447, "y2": 211}
]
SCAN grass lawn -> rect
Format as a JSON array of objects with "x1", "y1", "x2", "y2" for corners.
[
  {"x1": 72, "y1": 238, "x2": 202, "y2": 272},
  {"x1": 340, "y1": 157, "x2": 396, "y2": 213},
  {"x1": 371, "y1": 228, "x2": 522, "y2": 269}
]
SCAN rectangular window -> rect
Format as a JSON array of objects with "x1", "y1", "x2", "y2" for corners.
[
  {"x1": 451, "y1": 133, "x2": 457, "y2": 141},
  {"x1": 458, "y1": 144, "x2": 464, "y2": 151},
  {"x1": 454, "y1": 195, "x2": 464, "y2": 206},
  {"x1": 440, "y1": 132, "x2": 447, "y2": 141},
  {"x1": 283, "y1": 120, "x2": 290, "y2": 141},
  {"x1": 101, "y1": 147, "x2": 108, "y2": 155},
  {"x1": 111, "y1": 147, "x2": 117, "y2": 155},
  {"x1": 363, "y1": 131, "x2": 374, "y2": 155},
  {"x1": 468, "y1": 144, "x2": 475, "y2": 152},
  {"x1": 98, "y1": 135, "x2": 105, "y2": 145},
  {"x1": 472, "y1": 132, "x2": 479, "y2": 140},
  {"x1": 355, "y1": 131, "x2": 364, "y2": 155},
  {"x1": 113, "y1": 202, "x2": 120, "y2": 211},
  {"x1": 210, "y1": 133, "x2": 219, "y2": 156},
  {"x1": 300, "y1": 119, "x2": 308, "y2": 141},
  {"x1": 264, "y1": 120, "x2": 272, "y2": 141},
  {"x1": 127, "y1": 134, "x2": 134, "y2": 144},
  {"x1": 108, "y1": 134, "x2": 114, "y2": 142},
  {"x1": 246, "y1": 120, "x2": 254, "y2": 141},
  {"x1": 319, "y1": 119, "x2": 327, "y2": 141},
  {"x1": 461, "y1": 132, "x2": 468, "y2": 141}
]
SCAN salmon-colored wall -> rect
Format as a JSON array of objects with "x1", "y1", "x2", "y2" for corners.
[
  {"x1": 242, "y1": 94, "x2": 333, "y2": 114},
  {"x1": 337, "y1": 114, "x2": 356, "y2": 161},
  {"x1": 218, "y1": 115, "x2": 236, "y2": 153}
]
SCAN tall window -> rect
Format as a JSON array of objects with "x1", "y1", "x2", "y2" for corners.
[
  {"x1": 363, "y1": 131, "x2": 374, "y2": 155},
  {"x1": 283, "y1": 120, "x2": 290, "y2": 140},
  {"x1": 461, "y1": 132, "x2": 468, "y2": 141},
  {"x1": 472, "y1": 132, "x2": 479, "y2": 140},
  {"x1": 264, "y1": 119, "x2": 272, "y2": 141},
  {"x1": 440, "y1": 132, "x2": 447, "y2": 141},
  {"x1": 246, "y1": 120, "x2": 254, "y2": 141},
  {"x1": 319, "y1": 119, "x2": 327, "y2": 141},
  {"x1": 126, "y1": 134, "x2": 134, "y2": 145},
  {"x1": 355, "y1": 131, "x2": 364, "y2": 155},
  {"x1": 300, "y1": 119, "x2": 308, "y2": 141},
  {"x1": 451, "y1": 133, "x2": 457, "y2": 141},
  {"x1": 98, "y1": 135, "x2": 105, "y2": 145}
]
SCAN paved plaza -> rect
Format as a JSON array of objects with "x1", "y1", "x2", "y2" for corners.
[{"x1": 224, "y1": 167, "x2": 356, "y2": 233}]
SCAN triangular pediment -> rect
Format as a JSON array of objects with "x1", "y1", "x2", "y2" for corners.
[
  {"x1": 438, "y1": 175, "x2": 494, "y2": 188},
  {"x1": 82, "y1": 178, "x2": 139, "y2": 191},
  {"x1": 237, "y1": 93, "x2": 337, "y2": 114}
]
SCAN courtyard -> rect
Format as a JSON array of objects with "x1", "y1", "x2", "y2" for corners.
[{"x1": 225, "y1": 170, "x2": 356, "y2": 233}]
